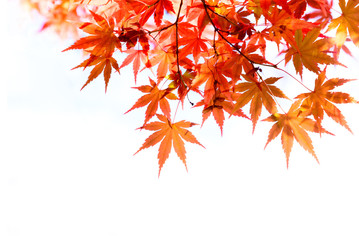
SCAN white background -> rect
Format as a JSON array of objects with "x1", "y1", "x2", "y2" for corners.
[{"x1": 2, "y1": 1, "x2": 359, "y2": 239}]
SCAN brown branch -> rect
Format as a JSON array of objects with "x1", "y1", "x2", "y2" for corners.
[
  {"x1": 205, "y1": 4, "x2": 243, "y2": 29},
  {"x1": 147, "y1": 23, "x2": 175, "y2": 35},
  {"x1": 175, "y1": 0, "x2": 183, "y2": 77}
]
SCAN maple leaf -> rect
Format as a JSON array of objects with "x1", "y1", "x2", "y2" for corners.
[
  {"x1": 246, "y1": 0, "x2": 263, "y2": 21},
  {"x1": 222, "y1": 42, "x2": 268, "y2": 81},
  {"x1": 284, "y1": 28, "x2": 338, "y2": 77},
  {"x1": 62, "y1": 10, "x2": 122, "y2": 91},
  {"x1": 187, "y1": 0, "x2": 213, "y2": 34},
  {"x1": 139, "y1": 0, "x2": 175, "y2": 26},
  {"x1": 261, "y1": 0, "x2": 292, "y2": 15},
  {"x1": 125, "y1": 78, "x2": 178, "y2": 124},
  {"x1": 328, "y1": 0, "x2": 359, "y2": 47},
  {"x1": 158, "y1": 20, "x2": 196, "y2": 45},
  {"x1": 72, "y1": 55, "x2": 120, "y2": 92},
  {"x1": 148, "y1": 47, "x2": 177, "y2": 80},
  {"x1": 37, "y1": 1, "x2": 82, "y2": 37},
  {"x1": 303, "y1": 1, "x2": 333, "y2": 25},
  {"x1": 97, "y1": 0, "x2": 137, "y2": 23},
  {"x1": 118, "y1": 27, "x2": 150, "y2": 53},
  {"x1": 288, "y1": 0, "x2": 307, "y2": 18},
  {"x1": 195, "y1": 91, "x2": 248, "y2": 135},
  {"x1": 167, "y1": 70, "x2": 198, "y2": 103},
  {"x1": 263, "y1": 100, "x2": 333, "y2": 167},
  {"x1": 192, "y1": 58, "x2": 232, "y2": 105},
  {"x1": 295, "y1": 70, "x2": 358, "y2": 133},
  {"x1": 178, "y1": 28, "x2": 209, "y2": 63},
  {"x1": 264, "y1": 6, "x2": 315, "y2": 48},
  {"x1": 135, "y1": 114, "x2": 204, "y2": 176},
  {"x1": 233, "y1": 75, "x2": 289, "y2": 132},
  {"x1": 120, "y1": 49, "x2": 150, "y2": 83},
  {"x1": 248, "y1": 30, "x2": 272, "y2": 57},
  {"x1": 63, "y1": 10, "x2": 121, "y2": 57},
  {"x1": 208, "y1": 2, "x2": 253, "y2": 38}
]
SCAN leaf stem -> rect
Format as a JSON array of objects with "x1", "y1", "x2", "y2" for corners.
[{"x1": 276, "y1": 67, "x2": 312, "y2": 92}]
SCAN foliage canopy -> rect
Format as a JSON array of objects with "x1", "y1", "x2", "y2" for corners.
[{"x1": 24, "y1": 0, "x2": 359, "y2": 175}]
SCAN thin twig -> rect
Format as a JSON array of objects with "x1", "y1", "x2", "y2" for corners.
[{"x1": 173, "y1": 0, "x2": 184, "y2": 122}]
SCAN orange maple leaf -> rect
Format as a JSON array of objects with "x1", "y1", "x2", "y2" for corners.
[
  {"x1": 63, "y1": 10, "x2": 121, "y2": 57},
  {"x1": 72, "y1": 56, "x2": 120, "y2": 92},
  {"x1": 263, "y1": 100, "x2": 333, "y2": 167},
  {"x1": 295, "y1": 70, "x2": 358, "y2": 133},
  {"x1": 285, "y1": 28, "x2": 338, "y2": 77},
  {"x1": 135, "y1": 114, "x2": 204, "y2": 176},
  {"x1": 148, "y1": 47, "x2": 177, "y2": 80},
  {"x1": 191, "y1": 58, "x2": 232, "y2": 104},
  {"x1": 233, "y1": 75, "x2": 289, "y2": 132},
  {"x1": 328, "y1": 0, "x2": 359, "y2": 47},
  {"x1": 195, "y1": 91, "x2": 248, "y2": 135},
  {"x1": 62, "y1": 11, "x2": 121, "y2": 91},
  {"x1": 125, "y1": 78, "x2": 178, "y2": 124}
]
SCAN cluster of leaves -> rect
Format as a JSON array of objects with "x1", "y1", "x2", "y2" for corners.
[
  {"x1": 25, "y1": 0, "x2": 359, "y2": 175},
  {"x1": 23, "y1": 0, "x2": 90, "y2": 37}
]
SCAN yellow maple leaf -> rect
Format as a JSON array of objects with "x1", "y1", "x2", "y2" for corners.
[
  {"x1": 285, "y1": 28, "x2": 338, "y2": 77},
  {"x1": 233, "y1": 75, "x2": 289, "y2": 133},
  {"x1": 263, "y1": 101, "x2": 332, "y2": 167},
  {"x1": 295, "y1": 69, "x2": 358, "y2": 133},
  {"x1": 328, "y1": 0, "x2": 359, "y2": 47}
]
